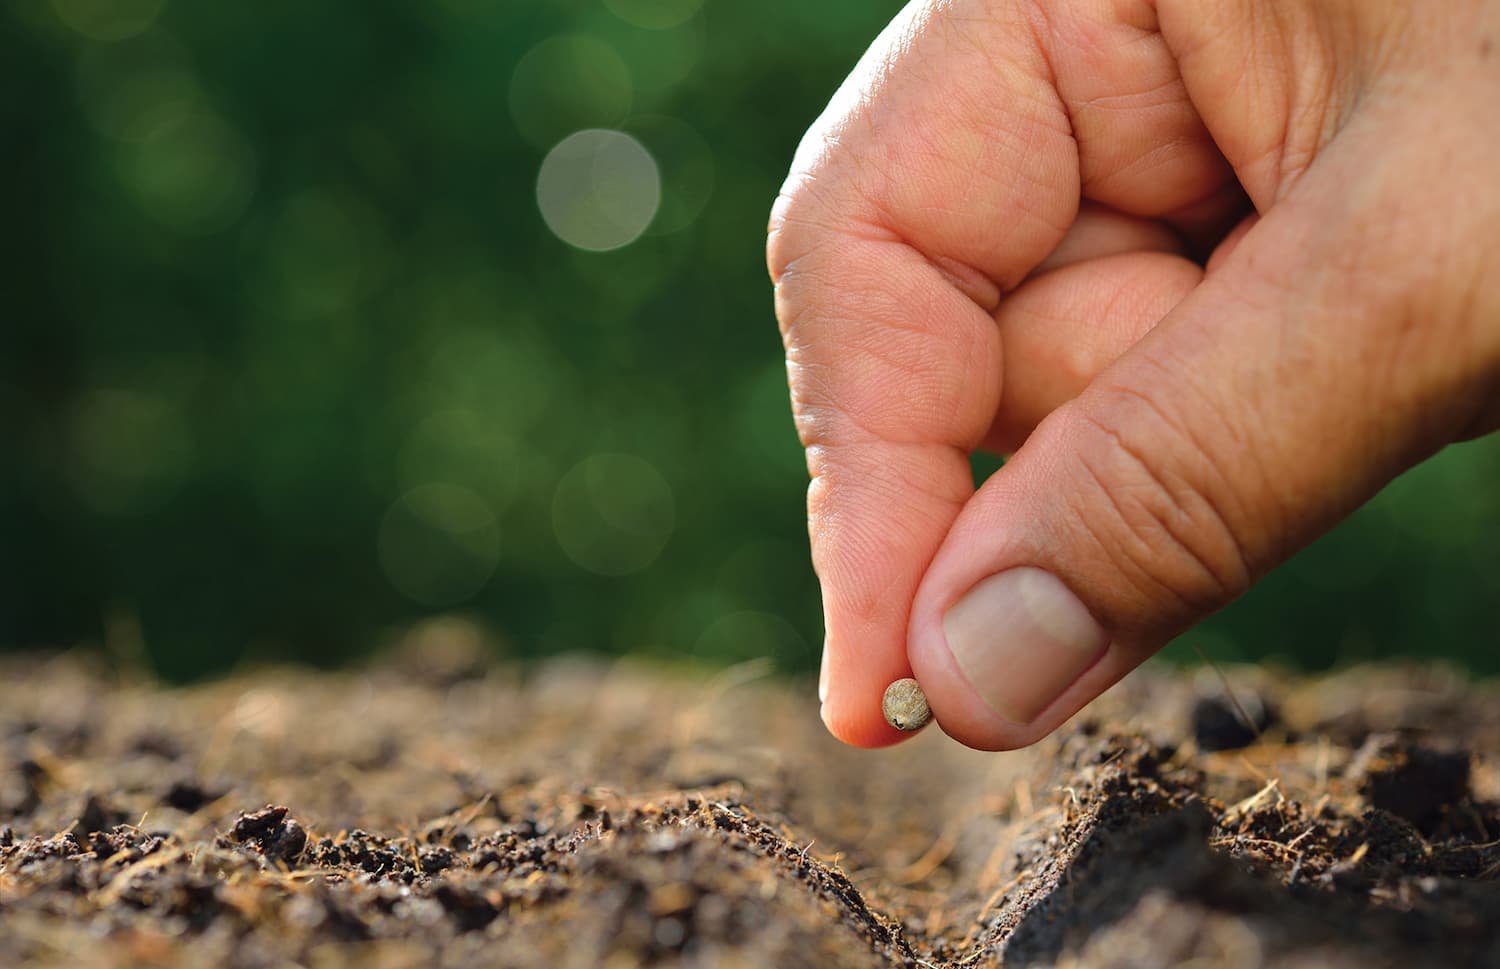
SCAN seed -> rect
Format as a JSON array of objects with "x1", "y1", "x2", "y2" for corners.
[{"x1": 882, "y1": 678, "x2": 931, "y2": 732}]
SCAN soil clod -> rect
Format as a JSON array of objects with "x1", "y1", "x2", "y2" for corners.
[
  {"x1": 226, "y1": 805, "x2": 308, "y2": 866},
  {"x1": 163, "y1": 779, "x2": 220, "y2": 813},
  {"x1": 1355, "y1": 742, "x2": 1473, "y2": 836},
  {"x1": 1190, "y1": 688, "x2": 1275, "y2": 752}
]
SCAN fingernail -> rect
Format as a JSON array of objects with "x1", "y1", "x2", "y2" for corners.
[
  {"x1": 942, "y1": 568, "x2": 1107, "y2": 725},
  {"x1": 817, "y1": 640, "x2": 830, "y2": 704}
]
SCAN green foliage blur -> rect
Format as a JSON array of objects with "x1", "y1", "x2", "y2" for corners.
[{"x1": 4, "y1": 0, "x2": 1499, "y2": 680}]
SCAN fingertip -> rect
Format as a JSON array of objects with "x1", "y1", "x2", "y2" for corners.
[
  {"x1": 816, "y1": 593, "x2": 930, "y2": 748},
  {"x1": 819, "y1": 609, "x2": 925, "y2": 748},
  {"x1": 819, "y1": 690, "x2": 912, "y2": 749}
]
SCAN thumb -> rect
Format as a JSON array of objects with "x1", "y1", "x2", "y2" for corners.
[{"x1": 907, "y1": 135, "x2": 1493, "y2": 751}]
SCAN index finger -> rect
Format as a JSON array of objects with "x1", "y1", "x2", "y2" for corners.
[{"x1": 766, "y1": 0, "x2": 1077, "y2": 745}]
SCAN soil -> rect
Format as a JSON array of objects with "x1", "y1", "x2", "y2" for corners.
[{"x1": 3, "y1": 635, "x2": 1499, "y2": 969}]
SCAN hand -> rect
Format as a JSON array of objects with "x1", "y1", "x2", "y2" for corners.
[{"x1": 766, "y1": 0, "x2": 1500, "y2": 750}]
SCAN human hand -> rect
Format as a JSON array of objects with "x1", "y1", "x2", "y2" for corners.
[{"x1": 766, "y1": 0, "x2": 1500, "y2": 749}]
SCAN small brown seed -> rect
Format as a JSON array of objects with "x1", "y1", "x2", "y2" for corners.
[{"x1": 882, "y1": 678, "x2": 931, "y2": 732}]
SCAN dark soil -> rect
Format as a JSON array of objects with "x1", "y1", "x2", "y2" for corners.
[{"x1": 3, "y1": 637, "x2": 1500, "y2": 968}]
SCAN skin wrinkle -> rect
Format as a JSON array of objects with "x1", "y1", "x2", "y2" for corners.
[
  {"x1": 807, "y1": 452, "x2": 971, "y2": 628},
  {"x1": 1035, "y1": 2, "x2": 1235, "y2": 223},
  {"x1": 1114, "y1": 349, "x2": 1284, "y2": 568},
  {"x1": 1092, "y1": 260, "x2": 1152, "y2": 328},
  {"x1": 784, "y1": 352, "x2": 889, "y2": 453},
  {"x1": 809, "y1": 460, "x2": 962, "y2": 539},
  {"x1": 943, "y1": 1, "x2": 1057, "y2": 89},
  {"x1": 1160, "y1": 11, "x2": 1278, "y2": 206},
  {"x1": 1016, "y1": 0, "x2": 1064, "y2": 91},
  {"x1": 984, "y1": 252, "x2": 1206, "y2": 457},
  {"x1": 774, "y1": 284, "x2": 825, "y2": 360},
  {"x1": 771, "y1": 251, "x2": 847, "y2": 320},
  {"x1": 790, "y1": 338, "x2": 967, "y2": 450},
  {"x1": 833, "y1": 337, "x2": 962, "y2": 425},
  {"x1": 785, "y1": 100, "x2": 1070, "y2": 310},
  {"x1": 792, "y1": 372, "x2": 936, "y2": 451},
  {"x1": 1158, "y1": 0, "x2": 1357, "y2": 208},
  {"x1": 845, "y1": 215, "x2": 1006, "y2": 312},
  {"x1": 777, "y1": 259, "x2": 899, "y2": 346},
  {"x1": 1091, "y1": 381, "x2": 1257, "y2": 595},
  {"x1": 767, "y1": 171, "x2": 849, "y2": 251},
  {"x1": 1057, "y1": 450, "x2": 1209, "y2": 628},
  {"x1": 1069, "y1": 436, "x2": 1204, "y2": 617},
  {"x1": 868, "y1": 5, "x2": 1077, "y2": 244},
  {"x1": 1073, "y1": 72, "x2": 1189, "y2": 113},
  {"x1": 1071, "y1": 408, "x2": 1248, "y2": 617},
  {"x1": 1272, "y1": 4, "x2": 1336, "y2": 148},
  {"x1": 777, "y1": 183, "x2": 1006, "y2": 445},
  {"x1": 813, "y1": 442, "x2": 976, "y2": 516},
  {"x1": 927, "y1": 253, "x2": 1003, "y2": 311},
  {"x1": 818, "y1": 465, "x2": 971, "y2": 549},
  {"x1": 818, "y1": 317, "x2": 994, "y2": 441},
  {"x1": 789, "y1": 380, "x2": 883, "y2": 452},
  {"x1": 868, "y1": 121, "x2": 1076, "y2": 287},
  {"x1": 812, "y1": 527, "x2": 919, "y2": 629},
  {"x1": 835, "y1": 218, "x2": 909, "y2": 250},
  {"x1": 1089, "y1": 133, "x2": 1208, "y2": 200}
]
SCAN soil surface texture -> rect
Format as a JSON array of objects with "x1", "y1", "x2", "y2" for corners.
[{"x1": 3, "y1": 637, "x2": 1500, "y2": 969}]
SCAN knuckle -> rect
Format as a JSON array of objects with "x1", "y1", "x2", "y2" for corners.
[
  {"x1": 767, "y1": 170, "x2": 846, "y2": 285},
  {"x1": 765, "y1": 184, "x2": 808, "y2": 284},
  {"x1": 780, "y1": 250, "x2": 998, "y2": 451}
]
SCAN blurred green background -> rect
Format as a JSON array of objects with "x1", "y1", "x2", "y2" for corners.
[{"x1": 4, "y1": 0, "x2": 1498, "y2": 681}]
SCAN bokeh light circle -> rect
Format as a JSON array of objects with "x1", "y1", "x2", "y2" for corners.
[
  {"x1": 509, "y1": 35, "x2": 632, "y2": 148},
  {"x1": 612, "y1": 18, "x2": 703, "y2": 94},
  {"x1": 537, "y1": 129, "x2": 660, "y2": 252},
  {"x1": 629, "y1": 115, "x2": 713, "y2": 234},
  {"x1": 603, "y1": 0, "x2": 702, "y2": 30},
  {"x1": 553, "y1": 453, "x2": 674, "y2": 576},
  {"x1": 378, "y1": 483, "x2": 501, "y2": 607},
  {"x1": 116, "y1": 111, "x2": 255, "y2": 233},
  {"x1": 51, "y1": 0, "x2": 164, "y2": 41},
  {"x1": 397, "y1": 409, "x2": 520, "y2": 511},
  {"x1": 64, "y1": 389, "x2": 192, "y2": 514},
  {"x1": 75, "y1": 48, "x2": 200, "y2": 143},
  {"x1": 257, "y1": 191, "x2": 365, "y2": 320}
]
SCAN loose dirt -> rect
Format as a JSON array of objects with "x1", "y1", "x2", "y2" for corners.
[{"x1": 2, "y1": 640, "x2": 1498, "y2": 968}]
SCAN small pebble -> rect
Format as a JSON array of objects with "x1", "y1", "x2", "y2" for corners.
[{"x1": 882, "y1": 678, "x2": 931, "y2": 732}]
